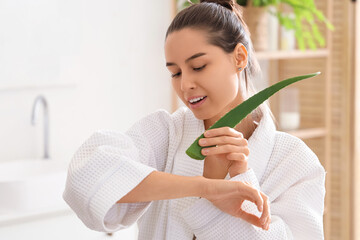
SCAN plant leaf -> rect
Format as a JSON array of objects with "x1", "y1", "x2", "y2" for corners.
[{"x1": 186, "y1": 72, "x2": 321, "y2": 160}]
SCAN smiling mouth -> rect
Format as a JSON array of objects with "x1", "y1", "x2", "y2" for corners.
[
  {"x1": 188, "y1": 96, "x2": 207, "y2": 108},
  {"x1": 189, "y1": 96, "x2": 207, "y2": 104}
]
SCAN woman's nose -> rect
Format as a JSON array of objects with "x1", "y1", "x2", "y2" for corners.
[{"x1": 180, "y1": 74, "x2": 196, "y2": 91}]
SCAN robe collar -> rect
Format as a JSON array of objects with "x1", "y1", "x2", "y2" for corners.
[{"x1": 185, "y1": 107, "x2": 276, "y2": 183}]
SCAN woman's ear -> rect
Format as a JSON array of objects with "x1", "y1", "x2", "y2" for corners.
[{"x1": 234, "y1": 43, "x2": 248, "y2": 71}]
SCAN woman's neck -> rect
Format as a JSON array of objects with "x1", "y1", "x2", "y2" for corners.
[
  {"x1": 234, "y1": 114, "x2": 258, "y2": 140},
  {"x1": 203, "y1": 89, "x2": 260, "y2": 139},
  {"x1": 203, "y1": 113, "x2": 259, "y2": 140}
]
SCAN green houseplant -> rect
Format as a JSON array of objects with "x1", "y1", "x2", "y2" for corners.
[{"x1": 179, "y1": 0, "x2": 334, "y2": 50}]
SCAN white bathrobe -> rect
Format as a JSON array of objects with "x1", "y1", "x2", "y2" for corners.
[{"x1": 63, "y1": 106, "x2": 326, "y2": 240}]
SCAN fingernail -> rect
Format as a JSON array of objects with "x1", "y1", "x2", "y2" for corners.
[
  {"x1": 202, "y1": 149, "x2": 209, "y2": 155},
  {"x1": 199, "y1": 139, "x2": 206, "y2": 145}
]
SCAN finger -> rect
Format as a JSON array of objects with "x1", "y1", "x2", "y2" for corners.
[
  {"x1": 265, "y1": 216, "x2": 271, "y2": 230},
  {"x1": 226, "y1": 152, "x2": 249, "y2": 161},
  {"x1": 259, "y1": 193, "x2": 270, "y2": 227},
  {"x1": 235, "y1": 209, "x2": 263, "y2": 228},
  {"x1": 261, "y1": 214, "x2": 271, "y2": 231},
  {"x1": 201, "y1": 144, "x2": 238, "y2": 156},
  {"x1": 202, "y1": 144, "x2": 249, "y2": 156},
  {"x1": 240, "y1": 184, "x2": 264, "y2": 213},
  {"x1": 205, "y1": 127, "x2": 243, "y2": 138},
  {"x1": 199, "y1": 136, "x2": 247, "y2": 147},
  {"x1": 267, "y1": 215, "x2": 272, "y2": 230}
]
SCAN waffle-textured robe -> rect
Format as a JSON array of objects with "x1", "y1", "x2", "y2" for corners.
[{"x1": 63, "y1": 106, "x2": 326, "y2": 239}]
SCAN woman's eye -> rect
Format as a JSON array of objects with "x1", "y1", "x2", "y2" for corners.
[
  {"x1": 194, "y1": 65, "x2": 206, "y2": 71},
  {"x1": 171, "y1": 72, "x2": 181, "y2": 78},
  {"x1": 170, "y1": 65, "x2": 206, "y2": 78}
]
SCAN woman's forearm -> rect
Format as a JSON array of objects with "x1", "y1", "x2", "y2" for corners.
[
  {"x1": 116, "y1": 170, "x2": 271, "y2": 230},
  {"x1": 117, "y1": 171, "x2": 207, "y2": 203}
]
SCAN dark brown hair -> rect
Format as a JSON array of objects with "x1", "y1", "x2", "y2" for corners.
[{"x1": 165, "y1": 0, "x2": 276, "y2": 124}]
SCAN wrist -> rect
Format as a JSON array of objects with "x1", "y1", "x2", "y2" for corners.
[
  {"x1": 229, "y1": 162, "x2": 248, "y2": 178},
  {"x1": 195, "y1": 176, "x2": 212, "y2": 198},
  {"x1": 229, "y1": 167, "x2": 249, "y2": 178}
]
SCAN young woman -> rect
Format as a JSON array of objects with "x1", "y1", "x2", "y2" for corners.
[{"x1": 63, "y1": 1, "x2": 326, "y2": 239}]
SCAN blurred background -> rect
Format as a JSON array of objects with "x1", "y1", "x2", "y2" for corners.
[{"x1": 0, "y1": 0, "x2": 359, "y2": 239}]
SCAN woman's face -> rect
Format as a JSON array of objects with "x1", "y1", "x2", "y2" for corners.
[{"x1": 164, "y1": 27, "x2": 247, "y2": 127}]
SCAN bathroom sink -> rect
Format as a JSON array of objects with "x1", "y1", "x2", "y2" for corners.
[{"x1": 0, "y1": 159, "x2": 69, "y2": 213}]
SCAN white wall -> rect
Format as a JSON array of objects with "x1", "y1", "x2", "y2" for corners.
[{"x1": 0, "y1": 0, "x2": 173, "y2": 163}]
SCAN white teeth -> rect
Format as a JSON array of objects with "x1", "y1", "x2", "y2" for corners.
[{"x1": 189, "y1": 96, "x2": 205, "y2": 103}]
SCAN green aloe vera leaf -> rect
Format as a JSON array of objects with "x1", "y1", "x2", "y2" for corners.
[{"x1": 186, "y1": 72, "x2": 321, "y2": 160}]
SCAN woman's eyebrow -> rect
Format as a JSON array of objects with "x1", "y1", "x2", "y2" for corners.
[{"x1": 166, "y1": 52, "x2": 207, "y2": 67}]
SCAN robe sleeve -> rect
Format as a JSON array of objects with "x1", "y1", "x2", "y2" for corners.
[
  {"x1": 181, "y1": 142, "x2": 326, "y2": 240},
  {"x1": 63, "y1": 109, "x2": 176, "y2": 232}
]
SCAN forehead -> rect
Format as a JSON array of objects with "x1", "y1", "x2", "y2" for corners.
[{"x1": 165, "y1": 28, "x2": 213, "y2": 61}]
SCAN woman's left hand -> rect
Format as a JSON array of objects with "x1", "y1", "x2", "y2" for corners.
[{"x1": 200, "y1": 127, "x2": 249, "y2": 179}]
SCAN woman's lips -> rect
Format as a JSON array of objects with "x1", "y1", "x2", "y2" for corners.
[{"x1": 189, "y1": 96, "x2": 207, "y2": 109}]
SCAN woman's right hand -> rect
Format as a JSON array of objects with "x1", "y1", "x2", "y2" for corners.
[{"x1": 202, "y1": 179, "x2": 271, "y2": 230}]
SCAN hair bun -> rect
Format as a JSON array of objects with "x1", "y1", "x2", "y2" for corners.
[{"x1": 199, "y1": 0, "x2": 236, "y2": 11}]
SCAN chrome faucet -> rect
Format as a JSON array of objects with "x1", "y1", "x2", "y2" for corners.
[{"x1": 31, "y1": 95, "x2": 49, "y2": 159}]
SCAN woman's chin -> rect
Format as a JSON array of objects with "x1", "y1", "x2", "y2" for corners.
[{"x1": 191, "y1": 110, "x2": 212, "y2": 121}]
